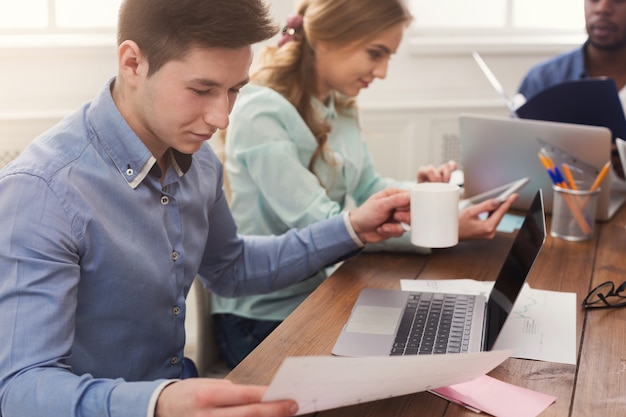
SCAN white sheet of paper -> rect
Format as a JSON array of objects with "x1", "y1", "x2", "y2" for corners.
[
  {"x1": 400, "y1": 279, "x2": 576, "y2": 365},
  {"x1": 491, "y1": 287, "x2": 576, "y2": 364},
  {"x1": 263, "y1": 350, "x2": 512, "y2": 415}
]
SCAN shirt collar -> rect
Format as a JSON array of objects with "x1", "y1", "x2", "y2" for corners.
[
  {"x1": 148, "y1": 149, "x2": 192, "y2": 180},
  {"x1": 87, "y1": 77, "x2": 192, "y2": 189},
  {"x1": 312, "y1": 94, "x2": 338, "y2": 121}
]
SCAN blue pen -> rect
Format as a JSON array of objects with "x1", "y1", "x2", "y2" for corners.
[
  {"x1": 538, "y1": 152, "x2": 559, "y2": 185},
  {"x1": 546, "y1": 169, "x2": 558, "y2": 185},
  {"x1": 552, "y1": 166, "x2": 567, "y2": 187}
]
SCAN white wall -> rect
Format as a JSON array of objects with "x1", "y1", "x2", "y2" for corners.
[
  {"x1": 0, "y1": 1, "x2": 294, "y2": 168},
  {"x1": 354, "y1": 35, "x2": 584, "y2": 180},
  {"x1": 0, "y1": 0, "x2": 582, "y2": 179}
]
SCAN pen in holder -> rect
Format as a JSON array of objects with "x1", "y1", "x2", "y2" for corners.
[
  {"x1": 551, "y1": 183, "x2": 599, "y2": 241},
  {"x1": 538, "y1": 151, "x2": 608, "y2": 241}
]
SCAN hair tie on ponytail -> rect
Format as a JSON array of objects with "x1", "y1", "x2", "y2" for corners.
[{"x1": 278, "y1": 14, "x2": 304, "y2": 47}]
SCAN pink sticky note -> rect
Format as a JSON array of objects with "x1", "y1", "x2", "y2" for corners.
[{"x1": 432, "y1": 375, "x2": 556, "y2": 417}]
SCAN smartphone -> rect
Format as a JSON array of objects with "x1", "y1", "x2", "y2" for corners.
[{"x1": 459, "y1": 177, "x2": 529, "y2": 210}]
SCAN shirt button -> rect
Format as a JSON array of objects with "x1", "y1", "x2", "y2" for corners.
[
  {"x1": 172, "y1": 306, "x2": 181, "y2": 316},
  {"x1": 171, "y1": 251, "x2": 179, "y2": 262},
  {"x1": 126, "y1": 168, "x2": 134, "y2": 176},
  {"x1": 170, "y1": 356, "x2": 179, "y2": 365},
  {"x1": 161, "y1": 196, "x2": 169, "y2": 205}
]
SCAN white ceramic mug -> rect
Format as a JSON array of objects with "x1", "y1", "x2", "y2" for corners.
[{"x1": 404, "y1": 182, "x2": 460, "y2": 248}]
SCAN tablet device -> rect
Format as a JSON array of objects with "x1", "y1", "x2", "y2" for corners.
[{"x1": 459, "y1": 177, "x2": 529, "y2": 210}]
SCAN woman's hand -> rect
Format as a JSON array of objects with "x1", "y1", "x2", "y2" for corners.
[
  {"x1": 458, "y1": 194, "x2": 518, "y2": 240},
  {"x1": 417, "y1": 160, "x2": 458, "y2": 183}
]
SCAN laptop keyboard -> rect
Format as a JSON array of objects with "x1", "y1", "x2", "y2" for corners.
[{"x1": 390, "y1": 292, "x2": 475, "y2": 355}]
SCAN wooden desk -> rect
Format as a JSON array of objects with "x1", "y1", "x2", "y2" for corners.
[{"x1": 227, "y1": 208, "x2": 626, "y2": 416}]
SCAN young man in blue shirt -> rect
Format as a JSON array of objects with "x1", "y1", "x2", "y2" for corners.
[{"x1": 0, "y1": 1, "x2": 411, "y2": 416}]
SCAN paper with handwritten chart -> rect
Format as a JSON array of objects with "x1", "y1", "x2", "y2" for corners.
[
  {"x1": 263, "y1": 350, "x2": 512, "y2": 415},
  {"x1": 401, "y1": 279, "x2": 576, "y2": 365}
]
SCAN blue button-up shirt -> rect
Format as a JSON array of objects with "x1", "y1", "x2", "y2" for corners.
[
  {"x1": 0, "y1": 78, "x2": 360, "y2": 417},
  {"x1": 517, "y1": 42, "x2": 587, "y2": 100}
]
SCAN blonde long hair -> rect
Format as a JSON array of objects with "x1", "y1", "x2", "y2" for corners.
[{"x1": 251, "y1": 0, "x2": 413, "y2": 178}]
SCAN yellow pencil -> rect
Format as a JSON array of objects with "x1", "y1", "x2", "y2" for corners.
[
  {"x1": 578, "y1": 160, "x2": 611, "y2": 214},
  {"x1": 590, "y1": 161, "x2": 611, "y2": 192},
  {"x1": 538, "y1": 152, "x2": 568, "y2": 188},
  {"x1": 538, "y1": 152, "x2": 590, "y2": 233},
  {"x1": 537, "y1": 152, "x2": 551, "y2": 170},
  {"x1": 539, "y1": 150, "x2": 555, "y2": 169},
  {"x1": 561, "y1": 189, "x2": 592, "y2": 235},
  {"x1": 561, "y1": 164, "x2": 577, "y2": 190}
]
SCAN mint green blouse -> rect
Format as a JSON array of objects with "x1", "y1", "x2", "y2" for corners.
[{"x1": 211, "y1": 84, "x2": 426, "y2": 321}]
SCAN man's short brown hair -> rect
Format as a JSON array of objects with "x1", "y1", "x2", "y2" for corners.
[{"x1": 117, "y1": 0, "x2": 279, "y2": 75}]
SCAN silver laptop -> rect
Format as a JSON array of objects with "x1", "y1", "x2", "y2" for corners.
[
  {"x1": 332, "y1": 190, "x2": 546, "y2": 357},
  {"x1": 460, "y1": 113, "x2": 625, "y2": 221}
]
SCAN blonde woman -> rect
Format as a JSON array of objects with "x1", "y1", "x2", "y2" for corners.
[{"x1": 212, "y1": 0, "x2": 517, "y2": 368}]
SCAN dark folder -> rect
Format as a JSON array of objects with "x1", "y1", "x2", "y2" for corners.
[{"x1": 516, "y1": 77, "x2": 626, "y2": 142}]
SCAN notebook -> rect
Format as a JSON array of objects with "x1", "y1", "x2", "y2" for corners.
[
  {"x1": 459, "y1": 113, "x2": 625, "y2": 221},
  {"x1": 472, "y1": 51, "x2": 626, "y2": 142},
  {"x1": 332, "y1": 190, "x2": 546, "y2": 357},
  {"x1": 516, "y1": 78, "x2": 626, "y2": 143}
]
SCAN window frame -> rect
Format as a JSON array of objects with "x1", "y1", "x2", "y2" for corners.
[
  {"x1": 0, "y1": 0, "x2": 588, "y2": 55},
  {"x1": 407, "y1": 0, "x2": 587, "y2": 56},
  {"x1": 407, "y1": 29, "x2": 588, "y2": 56},
  {"x1": 0, "y1": 0, "x2": 120, "y2": 36}
]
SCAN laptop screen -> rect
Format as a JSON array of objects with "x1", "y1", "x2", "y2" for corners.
[
  {"x1": 459, "y1": 113, "x2": 614, "y2": 220},
  {"x1": 484, "y1": 190, "x2": 546, "y2": 351}
]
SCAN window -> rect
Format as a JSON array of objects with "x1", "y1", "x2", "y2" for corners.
[
  {"x1": 0, "y1": 0, "x2": 122, "y2": 33},
  {"x1": 410, "y1": 0, "x2": 584, "y2": 31},
  {"x1": 408, "y1": 0, "x2": 587, "y2": 54}
]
